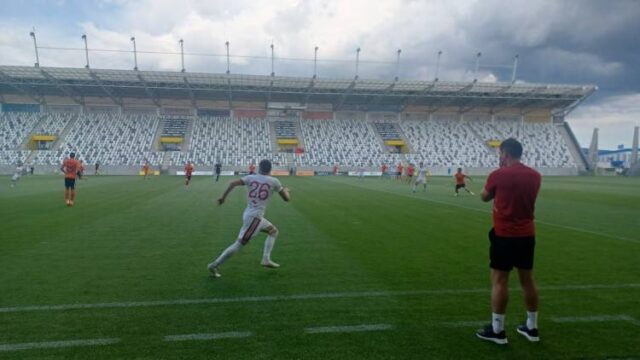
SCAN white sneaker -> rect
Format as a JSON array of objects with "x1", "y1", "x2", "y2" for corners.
[
  {"x1": 261, "y1": 260, "x2": 280, "y2": 268},
  {"x1": 207, "y1": 263, "x2": 221, "y2": 278},
  {"x1": 470, "y1": 191, "x2": 475, "y2": 195}
]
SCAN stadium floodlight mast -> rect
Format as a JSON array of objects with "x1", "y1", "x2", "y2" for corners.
[
  {"x1": 82, "y1": 34, "x2": 90, "y2": 69},
  {"x1": 434, "y1": 50, "x2": 442, "y2": 81},
  {"x1": 473, "y1": 51, "x2": 482, "y2": 82},
  {"x1": 270, "y1": 43, "x2": 275, "y2": 77},
  {"x1": 355, "y1": 47, "x2": 361, "y2": 80},
  {"x1": 225, "y1": 41, "x2": 230, "y2": 74},
  {"x1": 313, "y1": 46, "x2": 318, "y2": 79},
  {"x1": 511, "y1": 54, "x2": 519, "y2": 83},
  {"x1": 29, "y1": 29, "x2": 40, "y2": 68},
  {"x1": 179, "y1": 39, "x2": 185, "y2": 73},
  {"x1": 395, "y1": 49, "x2": 402, "y2": 81},
  {"x1": 131, "y1": 37, "x2": 138, "y2": 71}
]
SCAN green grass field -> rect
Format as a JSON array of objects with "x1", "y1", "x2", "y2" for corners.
[{"x1": 1, "y1": 174, "x2": 639, "y2": 359}]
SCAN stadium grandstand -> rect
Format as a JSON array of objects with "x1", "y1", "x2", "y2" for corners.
[{"x1": 0, "y1": 64, "x2": 597, "y2": 175}]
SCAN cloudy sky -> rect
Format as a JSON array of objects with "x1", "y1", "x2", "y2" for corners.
[{"x1": 1, "y1": 0, "x2": 638, "y2": 149}]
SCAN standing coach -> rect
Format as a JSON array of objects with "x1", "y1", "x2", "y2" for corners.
[{"x1": 476, "y1": 138, "x2": 542, "y2": 345}]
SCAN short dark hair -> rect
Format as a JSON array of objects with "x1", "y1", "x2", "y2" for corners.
[
  {"x1": 500, "y1": 138, "x2": 523, "y2": 159},
  {"x1": 457, "y1": 167, "x2": 462, "y2": 172},
  {"x1": 70, "y1": 152, "x2": 76, "y2": 158},
  {"x1": 259, "y1": 159, "x2": 272, "y2": 174}
]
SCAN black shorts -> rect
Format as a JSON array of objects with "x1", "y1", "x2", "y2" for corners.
[
  {"x1": 489, "y1": 228, "x2": 535, "y2": 271},
  {"x1": 186, "y1": 175, "x2": 192, "y2": 181},
  {"x1": 455, "y1": 184, "x2": 465, "y2": 190},
  {"x1": 77, "y1": 171, "x2": 83, "y2": 179},
  {"x1": 64, "y1": 178, "x2": 76, "y2": 189}
]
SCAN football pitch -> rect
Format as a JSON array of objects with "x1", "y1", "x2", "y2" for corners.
[{"x1": 1, "y1": 174, "x2": 638, "y2": 359}]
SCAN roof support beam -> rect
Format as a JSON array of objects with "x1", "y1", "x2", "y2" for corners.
[
  {"x1": 0, "y1": 70, "x2": 43, "y2": 104},
  {"x1": 491, "y1": 85, "x2": 549, "y2": 115},
  {"x1": 430, "y1": 81, "x2": 476, "y2": 113},
  {"x1": 183, "y1": 76, "x2": 197, "y2": 109},
  {"x1": 367, "y1": 82, "x2": 396, "y2": 108},
  {"x1": 137, "y1": 73, "x2": 161, "y2": 108},
  {"x1": 267, "y1": 79, "x2": 274, "y2": 103},
  {"x1": 302, "y1": 79, "x2": 316, "y2": 104},
  {"x1": 40, "y1": 69, "x2": 84, "y2": 105},
  {"x1": 88, "y1": 71, "x2": 122, "y2": 107},
  {"x1": 552, "y1": 87, "x2": 596, "y2": 117},
  {"x1": 226, "y1": 77, "x2": 233, "y2": 109},
  {"x1": 335, "y1": 80, "x2": 357, "y2": 111},
  {"x1": 401, "y1": 80, "x2": 438, "y2": 112}
]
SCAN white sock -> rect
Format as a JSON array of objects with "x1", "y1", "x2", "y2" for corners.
[
  {"x1": 212, "y1": 241, "x2": 243, "y2": 267},
  {"x1": 527, "y1": 311, "x2": 538, "y2": 330},
  {"x1": 262, "y1": 230, "x2": 278, "y2": 262},
  {"x1": 492, "y1": 313, "x2": 505, "y2": 333}
]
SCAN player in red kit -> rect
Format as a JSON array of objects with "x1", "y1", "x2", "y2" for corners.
[
  {"x1": 185, "y1": 161, "x2": 194, "y2": 188},
  {"x1": 396, "y1": 163, "x2": 403, "y2": 181},
  {"x1": 61, "y1": 152, "x2": 81, "y2": 207}
]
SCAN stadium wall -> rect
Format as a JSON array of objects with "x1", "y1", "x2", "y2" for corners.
[{"x1": 0, "y1": 164, "x2": 579, "y2": 176}]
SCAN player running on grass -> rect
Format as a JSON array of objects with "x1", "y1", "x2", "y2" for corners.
[
  {"x1": 10, "y1": 162, "x2": 24, "y2": 187},
  {"x1": 208, "y1": 159, "x2": 290, "y2": 278},
  {"x1": 454, "y1": 167, "x2": 475, "y2": 196},
  {"x1": 413, "y1": 162, "x2": 430, "y2": 193},
  {"x1": 184, "y1": 161, "x2": 194, "y2": 188}
]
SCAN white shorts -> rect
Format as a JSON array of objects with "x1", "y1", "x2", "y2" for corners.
[
  {"x1": 11, "y1": 174, "x2": 21, "y2": 181},
  {"x1": 237, "y1": 214, "x2": 273, "y2": 245},
  {"x1": 415, "y1": 177, "x2": 426, "y2": 184}
]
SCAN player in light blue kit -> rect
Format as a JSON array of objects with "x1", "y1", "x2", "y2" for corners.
[{"x1": 208, "y1": 159, "x2": 291, "y2": 278}]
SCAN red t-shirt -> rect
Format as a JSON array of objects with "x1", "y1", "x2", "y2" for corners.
[
  {"x1": 185, "y1": 164, "x2": 194, "y2": 176},
  {"x1": 62, "y1": 158, "x2": 80, "y2": 179},
  {"x1": 484, "y1": 163, "x2": 541, "y2": 237},
  {"x1": 397, "y1": 165, "x2": 403, "y2": 173},
  {"x1": 454, "y1": 173, "x2": 466, "y2": 185},
  {"x1": 381, "y1": 165, "x2": 388, "y2": 173},
  {"x1": 407, "y1": 166, "x2": 414, "y2": 176}
]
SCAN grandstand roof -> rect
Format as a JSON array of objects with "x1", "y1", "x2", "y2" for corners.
[{"x1": 0, "y1": 65, "x2": 596, "y2": 113}]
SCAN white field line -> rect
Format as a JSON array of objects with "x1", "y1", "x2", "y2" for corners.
[
  {"x1": 0, "y1": 283, "x2": 638, "y2": 314},
  {"x1": 552, "y1": 315, "x2": 640, "y2": 326},
  {"x1": 164, "y1": 331, "x2": 253, "y2": 341},
  {"x1": 441, "y1": 320, "x2": 487, "y2": 328},
  {"x1": 328, "y1": 179, "x2": 640, "y2": 245},
  {"x1": 305, "y1": 324, "x2": 393, "y2": 334},
  {"x1": 0, "y1": 338, "x2": 120, "y2": 352},
  {"x1": 442, "y1": 315, "x2": 640, "y2": 328}
]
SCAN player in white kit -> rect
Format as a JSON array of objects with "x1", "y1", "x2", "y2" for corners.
[
  {"x1": 208, "y1": 159, "x2": 291, "y2": 278},
  {"x1": 413, "y1": 162, "x2": 430, "y2": 193},
  {"x1": 10, "y1": 163, "x2": 24, "y2": 187}
]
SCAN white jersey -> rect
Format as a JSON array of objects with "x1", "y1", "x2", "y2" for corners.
[
  {"x1": 417, "y1": 167, "x2": 428, "y2": 181},
  {"x1": 12, "y1": 166, "x2": 24, "y2": 180},
  {"x1": 241, "y1": 174, "x2": 283, "y2": 218}
]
